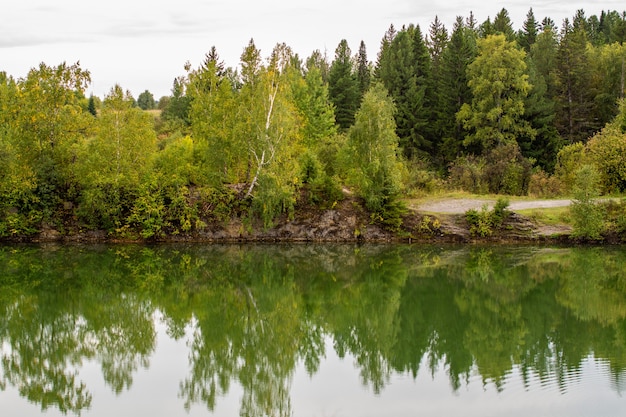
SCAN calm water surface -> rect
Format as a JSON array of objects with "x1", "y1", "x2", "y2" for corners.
[{"x1": 1, "y1": 244, "x2": 625, "y2": 416}]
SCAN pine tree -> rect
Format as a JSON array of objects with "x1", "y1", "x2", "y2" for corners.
[
  {"x1": 356, "y1": 40, "x2": 371, "y2": 98},
  {"x1": 87, "y1": 94, "x2": 97, "y2": 116},
  {"x1": 519, "y1": 57, "x2": 561, "y2": 171},
  {"x1": 518, "y1": 8, "x2": 539, "y2": 52},
  {"x1": 437, "y1": 16, "x2": 477, "y2": 163},
  {"x1": 556, "y1": 18, "x2": 597, "y2": 143},
  {"x1": 328, "y1": 39, "x2": 359, "y2": 130},
  {"x1": 375, "y1": 24, "x2": 397, "y2": 79},
  {"x1": 375, "y1": 24, "x2": 432, "y2": 158},
  {"x1": 493, "y1": 8, "x2": 516, "y2": 41}
]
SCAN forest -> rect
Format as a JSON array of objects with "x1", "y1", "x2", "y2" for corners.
[{"x1": 1, "y1": 7, "x2": 626, "y2": 239}]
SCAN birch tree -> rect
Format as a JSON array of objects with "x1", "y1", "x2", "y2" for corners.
[{"x1": 238, "y1": 43, "x2": 303, "y2": 224}]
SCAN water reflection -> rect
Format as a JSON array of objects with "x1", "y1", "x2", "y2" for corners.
[{"x1": 1, "y1": 244, "x2": 625, "y2": 415}]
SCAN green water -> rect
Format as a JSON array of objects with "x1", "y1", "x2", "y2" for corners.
[{"x1": 1, "y1": 244, "x2": 625, "y2": 416}]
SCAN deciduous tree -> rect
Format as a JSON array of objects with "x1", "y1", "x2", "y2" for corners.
[{"x1": 457, "y1": 34, "x2": 535, "y2": 153}]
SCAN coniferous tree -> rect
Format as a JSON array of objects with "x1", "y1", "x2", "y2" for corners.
[
  {"x1": 161, "y1": 76, "x2": 191, "y2": 127},
  {"x1": 356, "y1": 40, "x2": 371, "y2": 99},
  {"x1": 87, "y1": 94, "x2": 97, "y2": 116},
  {"x1": 305, "y1": 50, "x2": 330, "y2": 83},
  {"x1": 328, "y1": 39, "x2": 359, "y2": 130},
  {"x1": 556, "y1": 17, "x2": 596, "y2": 143},
  {"x1": 427, "y1": 16, "x2": 448, "y2": 66},
  {"x1": 438, "y1": 16, "x2": 477, "y2": 163},
  {"x1": 376, "y1": 24, "x2": 432, "y2": 158},
  {"x1": 531, "y1": 23, "x2": 559, "y2": 99},
  {"x1": 479, "y1": 17, "x2": 494, "y2": 38},
  {"x1": 374, "y1": 24, "x2": 397, "y2": 81},
  {"x1": 519, "y1": 57, "x2": 561, "y2": 171},
  {"x1": 518, "y1": 8, "x2": 539, "y2": 52},
  {"x1": 427, "y1": 16, "x2": 449, "y2": 163},
  {"x1": 493, "y1": 8, "x2": 516, "y2": 41}
]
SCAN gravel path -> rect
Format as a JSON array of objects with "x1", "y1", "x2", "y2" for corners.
[{"x1": 415, "y1": 198, "x2": 573, "y2": 214}]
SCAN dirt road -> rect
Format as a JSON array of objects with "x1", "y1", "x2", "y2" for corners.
[{"x1": 415, "y1": 198, "x2": 573, "y2": 214}]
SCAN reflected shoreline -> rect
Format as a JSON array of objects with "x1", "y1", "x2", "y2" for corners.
[{"x1": 1, "y1": 244, "x2": 625, "y2": 415}]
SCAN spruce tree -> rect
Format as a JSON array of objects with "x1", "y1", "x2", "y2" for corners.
[
  {"x1": 356, "y1": 40, "x2": 371, "y2": 99},
  {"x1": 518, "y1": 8, "x2": 539, "y2": 52},
  {"x1": 437, "y1": 16, "x2": 477, "y2": 163},
  {"x1": 493, "y1": 8, "x2": 516, "y2": 41},
  {"x1": 556, "y1": 18, "x2": 597, "y2": 143},
  {"x1": 376, "y1": 24, "x2": 432, "y2": 158},
  {"x1": 328, "y1": 39, "x2": 359, "y2": 130}
]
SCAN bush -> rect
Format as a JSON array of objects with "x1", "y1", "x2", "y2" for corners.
[
  {"x1": 403, "y1": 158, "x2": 445, "y2": 196},
  {"x1": 483, "y1": 143, "x2": 532, "y2": 195},
  {"x1": 447, "y1": 143, "x2": 532, "y2": 196},
  {"x1": 252, "y1": 173, "x2": 297, "y2": 228},
  {"x1": 555, "y1": 142, "x2": 587, "y2": 193},
  {"x1": 529, "y1": 169, "x2": 564, "y2": 198},
  {"x1": 570, "y1": 165, "x2": 604, "y2": 240},
  {"x1": 465, "y1": 198, "x2": 510, "y2": 237},
  {"x1": 447, "y1": 155, "x2": 488, "y2": 194}
]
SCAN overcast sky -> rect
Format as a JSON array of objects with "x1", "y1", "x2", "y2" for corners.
[{"x1": 2, "y1": 1, "x2": 624, "y2": 99}]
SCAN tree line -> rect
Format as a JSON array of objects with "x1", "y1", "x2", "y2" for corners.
[{"x1": 1, "y1": 7, "x2": 625, "y2": 238}]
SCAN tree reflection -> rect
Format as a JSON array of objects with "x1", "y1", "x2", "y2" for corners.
[
  {"x1": 2, "y1": 244, "x2": 626, "y2": 415},
  {"x1": 0, "y1": 245, "x2": 157, "y2": 413}
]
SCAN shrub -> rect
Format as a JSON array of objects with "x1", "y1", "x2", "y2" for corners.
[
  {"x1": 570, "y1": 165, "x2": 604, "y2": 240},
  {"x1": 529, "y1": 169, "x2": 564, "y2": 198},
  {"x1": 403, "y1": 158, "x2": 445, "y2": 195},
  {"x1": 555, "y1": 142, "x2": 587, "y2": 193},
  {"x1": 483, "y1": 143, "x2": 532, "y2": 195},
  {"x1": 252, "y1": 173, "x2": 296, "y2": 229},
  {"x1": 465, "y1": 198, "x2": 511, "y2": 237},
  {"x1": 447, "y1": 155, "x2": 488, "y2": 194}
]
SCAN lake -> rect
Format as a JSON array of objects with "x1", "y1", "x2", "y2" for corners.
[{"x1": 1, "y1": 243, "x2": 625, "y2": 416}]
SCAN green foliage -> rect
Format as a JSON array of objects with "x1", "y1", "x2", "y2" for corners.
[
  {"x1": 555, "y1": 19, "x2": 598, "y2": 143},
  {"x1": 586, "y1": 100, "x2": 626, "y2": 192},
  {"x1": 76, "y1": 85, "x2": 157, "y2": 231},
  {"x1": 299, "y1": 151, "x2": 343, "y2": 207},
  {"x1": 448, "y1": 143, "x2": 532, "y2": 196},
  {"x1": 194, "y1": 186, "x2": 241, "y2": 223},
  {"x1": 483, "y1": 142, "x2": 533, "y2": 195},
  {"x1": 87, "y1": 94, "x2": 98, "y2": 116},
  {"x1": 448, "y1": 155, "x2": 488, "y2": 194},
  {"x1": 375, "y1": 24, "x2": 433, "y2": 158},
  {"x1": 252, "y1": 173, "x2": 296, "y2": 228},
  {"x1": 465, "y1": 198, "x2": 510, "y2": 237},
  {"x1": 570, "y1": 165, "x2": 604, "y2": 240},
  {"x1": 346, "y1": 83, "x2": 406, "y2": 229},
  {"x1": 328, "y1": 39, "x2": 360, "y2": 130},
  {"x1": 528, "y1": 169, "x2": 564, "y2": 197},
  {"x1": 600, "y1": 199, "x2": 626, "y2": 236},
  {"x1": 457, "y1": 34, "x2": 535, "y2": 152},
  {"x1": 554, "y1": 142, "x2": 587, "y2": 192},
  {"x1": 136, "y1": 90, "x2": 156, "y2": 110},
  {"x1": 127, "y1": 177, "x2": 166, "y2": 239},
  {"x1": 403, "y1": 158, "x2": 445, "y2": 195},
  {"x1": 160, "y1": 77, "x2": 191, "y2": 129}
]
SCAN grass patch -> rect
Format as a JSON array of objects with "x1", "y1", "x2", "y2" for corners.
[{"x1": 517, "y1": 206, "x2": 572, "y2": 227}]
